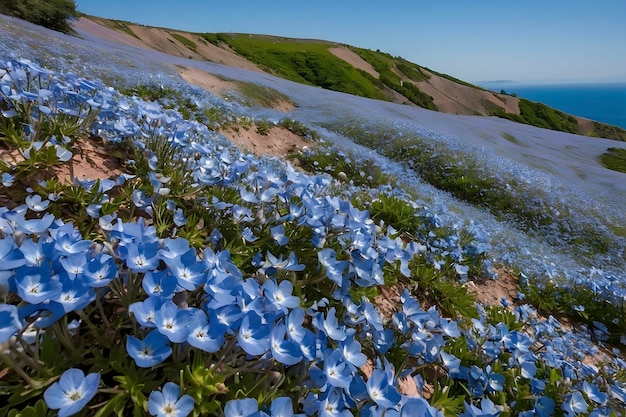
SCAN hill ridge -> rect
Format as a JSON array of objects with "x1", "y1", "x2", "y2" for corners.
[{"x1": 75, "y1": 15, "x2": 626, "y2": 141}]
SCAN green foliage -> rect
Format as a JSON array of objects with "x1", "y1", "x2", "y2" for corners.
[
  {"x1": 493, "y1": 99, "x2": 579, "y2": 134},
  {"x1": 169, "y1": 33, "x2": 198, "y2": 52},
  {"x1": 234, "y1": 81, "x2": 295, "y2": 109},
  {"x1": 368, "y1": 194, "x2": 422, "y2": 235},
  {"x1": 255, "y1": 119, "x2": 272, "y2": 135},
  {"x1": 293, "y1": 143, "x2": 394, "y2": 188},
  {"x1": 199, "y1": 32, "x2": 229, "y2": 46},
  {"x1": 0, "y1": 0, "x2": 78, "y2": 33},
  {"x1": 396, "y1": 59, "x2": 430, "y2": 82},
  {"x1": 394, "y1": 81, "x2": 437, "y2": 110},
  {"x1": 590, "y1": 121, "x2": 626, "y2": 141},
  {"x1": 599, "y1": 147, "x2": 626, "y2": 173},
  {"x1": 523, "y1": 279, "x2": 626, "y2": 345},
  {"x1": 350, "y1": 47, "x2": 437, "y2": 110},
  {"x1": 110, "y1": 19, "x2": 140, "y2": 39},
  {"x1": 327, "y1": 121, "x2": 623, "y2": 260},
  {"x1": 119, "y1": 84, "x2": 180, "y2": 102},
  {"x1": 409, "y1": 256, "x2": 479, "y2": 319},
  {"x1": 501, "y1": 132, "x2": 520, "y2": 145},
  {"x1": 278, "y1": 118, "x2": 319, "y2": 141},
  {"x1": 216, "y1": 34, "x2": 388, "y2": 101}
]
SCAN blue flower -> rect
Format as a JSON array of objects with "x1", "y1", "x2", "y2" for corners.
[
  {"x1": 25, "y1": 194, "x2": 50, "y2": 212},
  {"x1": 186, "y1": 309, "x2": 226, "y2": 353},
  {"x1": 271, "y1": 224, "x2": 289, "y2": 246},
  {"x1": 461, "y1": 398, "x2": 503, "y2": 417},
  {"x1": 0, "y1": 304, "x2": 22, "y2": 343},
  {"x1": 84, "y1": 254, "x2": 117, "y2": 288},
  {"x1": 315, "y1": 307, "x2": 347, "y2": 342},
  {"x1": 582, "y1": 381, "x2": 607, "y2": 405},
  {"x1": 44, "y1": 368, "x2": 100, "y2": 417},
  {"x1": 126, "y1": 329, "x2": 172, "y2": 368},
  {"x1": 0, "y1": 235, "x2": 25, "y2": 270},
  {"x1": 124, "y1": 242, "x2": 160, "y2": 273},
  {"x1": 1, "y1": 172, "x2": 14, "y2": 187},
  {"x1": 270, "y1": 397, "x2": 305, "y2": 417},
  {"x1": 563, "y1": 391, "x2": 588, "y2": 416},
  {"x1": 154, "y1": 300, "x2": 193, "y2": 343},
  {"x1": 57, "y1": 276, "x2": 95, "y2": 313},
  {"x1": 366, "y1": 369, "x2": 401, "y2": 409},
  {"x1": 237, "y1": 312, "x2": 270, "y2": 356},
  {"x1": 534, "y1": 396, "x2": 555, "y2": 417},
  {"x1": 148, "y1": 381, "x2": 194, "y2": 417},
  {"x1": 141, "y1": 270, "x2": 177, "y2": 298},
  {"x1": 318, "y1": 248, "x2": 349, "y2": 286},
  {"x1": 129, "y1": 296, "x2": 165, "y2": 328},
  {"x1": 18, "y1": 301, "x2": 65, "y2": 328},
  {"x1": 318, "y1": 389, "x2": 351, "y2": 417},
  {"x1": 270, "y1": 322, "x2": 303, "y2": 365},
  {"x1": 323, "y1": 349, "x2": 352, "y2": 390},
  {"x1": 401, "y1": 398, "x2": 439, "y2": 417},
  {"x1": 224, "y1": 398, "x2": 258, "y2": 417},
  {"x1": 264, "y1": 279, "x2": 300, "y2": 312},
  {"x1": 15, "y1": 266, "x2": 62, "y2": 304}
]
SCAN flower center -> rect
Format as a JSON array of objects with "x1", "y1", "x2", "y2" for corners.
[{"x1": 67, "y1": 389, "x2": 83, "y2": 402}]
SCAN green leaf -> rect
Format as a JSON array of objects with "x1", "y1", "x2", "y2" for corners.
[{"x1": 93, "y1": 393, "x2": 128, "y2": 417}]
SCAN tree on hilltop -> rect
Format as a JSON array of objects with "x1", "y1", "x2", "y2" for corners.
[{"x1": 0, "y1": 0, "x2": 79, "y2": 34}]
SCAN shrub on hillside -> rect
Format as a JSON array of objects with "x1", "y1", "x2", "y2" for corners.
[{"x1": 0, "y1": 0, "x2": 78, "y2": 34}]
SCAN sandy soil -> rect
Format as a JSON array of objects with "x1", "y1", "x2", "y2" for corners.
[
  {"x1": 73, "y1": 17, "x2": 261, "y2": 72},
  {"x1": 222, "y1": 125, "x2": 309, "y2": 157},
  {"x1": 177, "y1": 65, "x2": 296, "y2": 113},
  {"x1": 468, "y1": 268, "x2": 520, "y2": 307},
  {"x1": 72, "y1": 17, "x2": 147, "y2": 49},
  {"x1": 0, "y1": 137, "x2": 124, "y2": 209},
  {"x1": 416, "y1": 69, "x2": 520, "y2": 116},
  {"x1": 177, "y1": 65, "x2": 240, "y2": 97},
  {"x1": 328, "y1": 46, "x2": 379, "y2": 78}
]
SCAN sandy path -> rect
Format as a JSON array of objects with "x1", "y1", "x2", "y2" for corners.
[
  {"x1": 416, "y1": 69, "x2": 520, "y2": 116},
  {"x1": 328, "y1": 46, "x2": 379, "y2": 78}
]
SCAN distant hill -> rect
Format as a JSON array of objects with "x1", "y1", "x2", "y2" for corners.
[{"x1": 77, "y1": 15, "x2": 626, "y2": 141}]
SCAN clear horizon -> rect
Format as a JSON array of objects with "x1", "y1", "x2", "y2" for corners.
[{"x1": 73, "y1": 0, "x2": 626, "y2": 84}]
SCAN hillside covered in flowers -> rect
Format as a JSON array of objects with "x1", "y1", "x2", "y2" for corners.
[{"x1": 1, "y1": 13, "x2": 625, "y2": 417}]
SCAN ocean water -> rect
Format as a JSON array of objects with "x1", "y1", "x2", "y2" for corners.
[{"x1": 479, "y1": 82, "x2": 626, "y2": 129}]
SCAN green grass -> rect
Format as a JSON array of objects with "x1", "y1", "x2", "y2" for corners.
[
  {"x1": 395, "y1": 59, "x2": 430, "y2": 82},
  {"x1": 590, "y1": 121, "x2": 626, "y2": 141},
  {"x1": 492, "y1": 99, "x2": 579, "y2": 134},
  {"x1": 501, "y1": 132, "x2": 520, "y2": 145},
  {"x1": 200, "y1": 34, "x2": 436, "y2": 109},
  {"x1": 349, "y1": 47, "x2": 437, "y2": 110},
  {"x1": 169, "y1": 33, "x2": 198, "y2": 52},
  {"x1": 327, "y1": 121, "x2": 623, "y2": 260},
  {"x1": 234, "y1": 81, "x2": 295, "y2": 109},
  {"x1": 599, "y1": 147, "x2": 626, "y2": 173},
  {"x1": 215, "y1": 34, "x2": 388, "y2": 101}
]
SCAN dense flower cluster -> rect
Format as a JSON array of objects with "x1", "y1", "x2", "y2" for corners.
[{"x1": 0, "y1": 51, "x2": 625, "y2": 417}]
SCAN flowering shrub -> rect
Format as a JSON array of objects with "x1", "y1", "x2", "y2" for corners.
[{"x1": 0, "y1": 54, "x2": 625, "y2": 417}]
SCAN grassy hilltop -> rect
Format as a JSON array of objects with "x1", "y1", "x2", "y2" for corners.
[{"x1": 81, "y1": 15, "x2": 626, "y2": 141}]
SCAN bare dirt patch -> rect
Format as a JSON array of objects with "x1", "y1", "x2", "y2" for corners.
[
  {"x1": 221, "y1": 126, "x2": 310, "y2": 158},
  {"x1": 415, "y1": 69, "x2": 520, "y2": 116},
  {"x1": 73, "y1": 17, "x2": 147, "y2": 49},
  {"x1": 177, "y1": 66, "x2": 296, "y2": 113},
  {"x1": 328, "y1": 47, "x2": 379, "y2": 78},
  {"x1": 467, "y1": 268, "x2": 519, "y2": 307},
  {"x1": 177, "y1": 65, "x2": 239, "y2": 98},
  {"x1": 59, "y1": 137, "x2": 125, "y2": 183}
]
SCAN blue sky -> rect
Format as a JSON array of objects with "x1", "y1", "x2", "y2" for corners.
[{"x1": 74, "y1": 0, "x2": 626, "y2": 83}]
